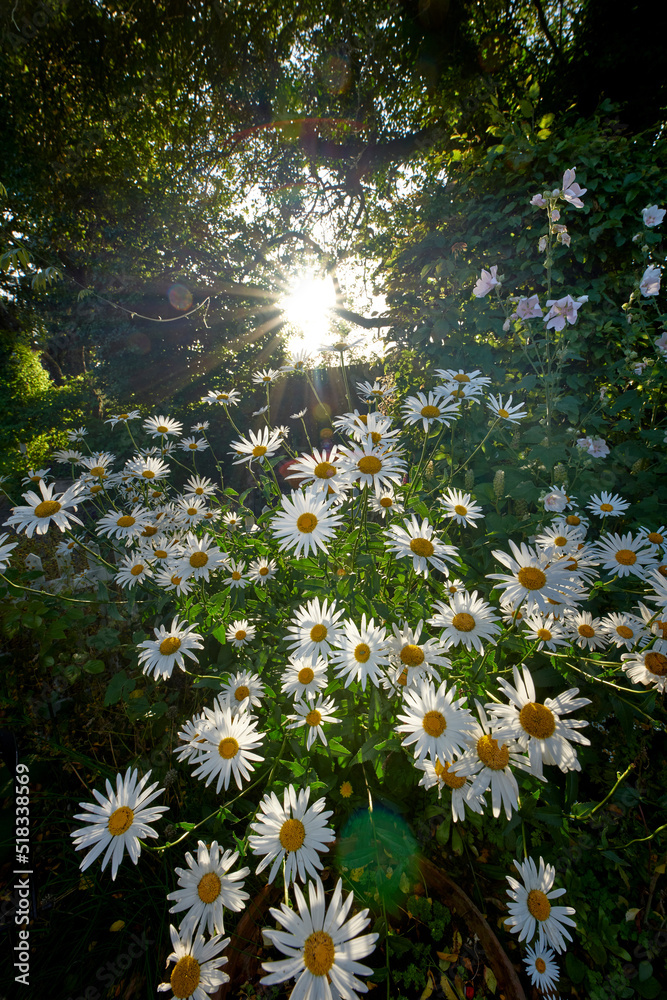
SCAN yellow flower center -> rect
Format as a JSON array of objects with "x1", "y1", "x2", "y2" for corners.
[
  {"x1": 422, "y1": 710, "x2": 446, "y2": 737},
  {"x1": 648, "y1": 532, "x2": 664, "y2": 544},
  {"x1": 235, "y1": 685, "x2": 250, "y2": 701},
  {"x1": 517, "y1": 566, "x2": 547, "y2": 590},
  {"x1": 421, "y1": 405, "x2": 440, "y2": 418},
  {"x1": 279, "y1": 818, "x2": 306, "y2": 852},
  {"x1": 156, "y1": 425, "x2": 169, "y2": 433},
  {"x1": 380, "y1": 496, "x2": 393, "y2": 508},
  {"x1": 397, "y1": 667, "x2": 408, "y2": 686},
  {"x1": 370, "y1": 431, "x2": 382, "y2": 444},
  {"x1": 566, "y1": 514, "x2": 581, "y2": 525},
  {"x1": 303, "y1": 930, "x2": 335, "y2": 976},
  {"x1": 235, "y1": 630, "x2": 247, "y2": 641},
  {"x1": 453, "y1": 373, "x2": 470, "y2": 383},
  {"x1": 410, "y1": 537, "x2": 434, "y2": 558},
  {"x1": 306, "y1": 709, "x2": 322, "y2": 727},
  {"x1": 615, "y1": 549, "x2": 636, "y2": 565},
  {"x1": 476, "y1": 734, "x2": 510, "y2": 770},
  {"x1": 310, "y1": 624, "x2": 328, "y2": 642},
  {"x1": 90, "y1": 484, "x2": 103, "y2": 493},
  {"x1": 535, "y1": 958, "x2": 547, "y2": 974},
  {"x1": 190, "y1": 552, "x2": 208, "y2": 567},
  {"x1": 159, "y1": 637, "x2": 182, "y2": 656},
  {"x1": 354, "y1": 643, "x2": 371, "y2": 662},
  {"x1": 526, "y1": 889, "x2": 551, "y2": 922},
  {"x1": 340, "y1": 781, "x2": 353, "y2": 798},
  {"x1": 252, "y1": 445, "x2": 267, "y2": 458},
  {"x1": 197, "y1": 872, "x2": 221, "y2": 904},
  {"x1": 117, "y1": 515, "x2": 136, "y2": 527},
  {"x1": 187, "y1": 507, "x2": 198, "y2": 516},
  {"x1": 400, "y1": 644, "x2": 424, "y2": 666},
  {"x1": 617, "y1": 625, "x2": 634, "y2": 639},
  {"x1": 553, "y1": 535, "x2": 567, "y2": 547},
  {"x1": 89, "y1": 465, "x2": 106, "y2": 477},
  {"x1": 34, "y1": 500, "x2": 62, "y2": 518},
  {"x1": 194, "y1": 487, "x2": 204, "y2": 494},
  {"x1": 314, "y1": 461, "x2": 336, "y2": 479},
  {"x1": 130, "y1": 564, "x2": 144, "y2": 576},
  {"x1": 298, "y1": 667, "x2": 315, "y2": 684},
  {"x1": 171, "y1": 575, "x2": 182, "y2": 586},
  {"x1": 107, "y1": 806, "x2": 134, "y2": 836},
  {"x1": 170, "y1": 955, "x2": 201, "y2": 999},
  {"x1": 454, "y1": 504, "x2": 468, "y2": 516},
  {"x1": 142, "y1": 470, "x2": 155, "y2": 478},
  {"x1": 519, "y1": 702, "x2": 556, "y2": 739},
  {"x1": 434, "y1": 760, "x2": 466, "y2": 788},
  {"x1": 218, "y1": 737, "x2": 239, "y2": 759},
  {"x1": 217, "y1": 393, "x2": 229, "y2": 399},
  {"x1": 259, "y1": 566, "x2": 269, "y2": 575},
  {"x1": 188, "y1": 442, "x2": 198, "y2": 450},
  {"x1": 497, "y1": 408, "x2": 509, "y2": 418},
  {"x1": 578, "y1": 623, "x2": 595, "y2": 638},
  {"x1": 142, "y1": 525, "x2": 158, "y2": 536},
  {"x1": 154, "y1": 549, "x2": 168, "y2": 559},
  {"x1": 536, "y1": 628, "x2": 552, "y2": 641},
  {"x1": 600, "y1": 503, "x2": 614, "y2": 512},
  {"x1": 357, "y1": 456, "x2": 382, "y2": 475},
  {"x1": 645, "y1": 651, "x2": 667, "y2": 676},
  {"x1": 451, "y1": 612, "x2": 476, "y2": 632},
  {"x1": 231, "y1": 571, "x2": 242, "y2": 581},
  {"x1": 296, "y1": 512, "x2": 318, "y2": 533}
]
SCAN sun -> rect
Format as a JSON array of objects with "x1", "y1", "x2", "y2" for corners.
[{"x1": 281, "y1": 274, "x2": 336, "y2": 351}]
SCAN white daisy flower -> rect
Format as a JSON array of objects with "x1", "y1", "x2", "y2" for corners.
[
  {"x1": 248, "y1": 556, "x2": 277, "y2": 585},
  {"x1": 105, "y1": 409, "x2": 141, "y2": 428},
  {"x1": 174, "y1": 496, "x2": 208, "y2": 528},
  {"x1": 329, "y1": 614, "x2": 390, "y2": 691},
  {"x1": 454, "y1": 703, "x2": 533, "y2": 820},
  {"x1": 506, "y1": 856, "x2": 576, "y2": 953},
  {"x1": 271, "y1": 489, "x2": 344, "y2": 558},
  {"x1": 356, "y1": 379, "x2": 396, "y2": 403},
  {"x1": 434, "y1": 368, "x2": 491, "y2": 397},
  {"x1": 78, "y1": 453, "x2": 115, "y2": 482},
  {"x1": 415, "y1": 758, "x2": 485, "y2": 821},
  {"x1": 154, "y1": 566, "x2": 195, "y2": 596},
  {"x1": 286, "y1": 694, "x2": 341, "y2": 749},
  {"x1": 524, "y1": 942, "x2": 560, "y2": 993},
  {"x1": 285, "y1": 446, "x2": 347, "y2": 495},
  {"x1": 143, "y1": 414, "x2": 183, "y2": 438},
  {"x1": 174, "y1": 715, "x2": 208, "y2": 763},
  {"x1": 290, "y1": 408, "x2": 308, "y2": 419},
  {"x1": 252, "y1": 404, "x2": 270, "y2": 417},
  {"x1": 637, "y1": 524, "x2": 667, "y2": 553},
  {"x1": 223, "y1": 558, "x2": 247, "y2": 589},
  {"x1": 96, "y1": 505, "x2": 152, "y2": 542},
  {"x1": 335, "y1": 410, "x2": 401, "y2": 448},
  {"x1": 52, "y1": 448, "x2": 84, "y2": 464},
  {"x1": 285, "y1": 597, "x2": 345, "y2": 664},
  {"x1": 439, "y1": 488, "x2": 484, "y2": 527},
  {"x1": 225, "y1": 619, "x2": 256, "y2": 647},
  {"x1": 402, "y1": 391, "x2": 461, "y2": 432},
  {"x1": 587, "y1": 491, "x2": 630, "y2": 517},
  {"x1": 281, "y1": 347, "x2": 315, "y2": 373},
  {"x1": 253, "y1": 367, "x2": 282, "y2": 384},
  {"x1": 70, "y1": 767, "x2": 168, "y2": 880},
  {"x1": 596, "y1": 531, "x2": 656, "y2": 578},
  {"x1": 260, "y1": 877, "x2": 378, "y2": 998},
  {"x1": 396, "y1": 678, "x2": 475, "y2": 765},
  {"x1": 201, "y1": 388, "x2": 241, "y2": 406},
  {"x1": 230, "y1": 426, "x2": 282, "y2": 466},
  {"x1": 219, "y1": 670, "x2": 265, "y2": 714},
  {"x1": 338, "y1": 442, "x2": 406, "y2": 496},
  {"x1": 621, "y1": 648, "x2": 667, "y2": 692},
  {"x1": 137, "y1": 617, "x2": 204, "y2": 680},
  {"x1": 114, "y1": 553, "x2": 152, "y2": 589},
  {"x1": 21, "y1": 465, "x2": 49, "y2": 485},
  {"x1": 385, "y1": 515, "x2": 459, "y2": 577},
  {"x1": 0, "y1": 532, "x2": 18, "y2": 572},
  {"x1": 249, "y1": 785, "x2": 335, "y2": 885},
  {"x1": 140, "y1": 534, "x2": 183, "y2": 566},
  {"x1": 521, "y1": 613, "x2": 569, "y2": 651},
  {"x1": 190, "y1": 704, "x2": 265, "y2": 792},
  {"x1": 177, "y1": 533, "x2": 228, "y2": 581},
  {"x1": 167, "y1": 841, "x2": 250, "y2": 936},
  {"x1": 487, "y1": 540, "x2": 577, "y2": 613},
  {"x1": 534, "y1": 521, "x2": 586, "y2": 558},
  {"x1": 600, "y1": 611, "x2": 648, "y2": 650},
  {"x1": 183, "y1": 475, "x2": 217, "y2": 500},
  {"x1": 179, "y1": 436, "x2": 209, "y2": 453},
  {"x1": 190, "y1": 420, "x2": 209, "y2": 433},
  {"x1": 281, "y1": 654, "x2": 328, "y2": 700},
  {"x1": 5, "y1": 479, "x2": 84, "y2": 538},
  {"x1": 486, "y1": 393, "x2": 527, "y2": 423},
  {"x1": 67, "y1": 426, "x2": 88, "y2": 442},
  {"x1": 563, "y1": 609, "x2": 607, "y2": 650},
  {"x1": 386, "y1": 620, "x2": 450, "y2": 688},
  {"x1": 127, "y1": 454, "x2": 170, "y2": 481},
  {"x1": 368, "y1": 491, "x2": 404, "y2": 517},
  {"x1": 429, "y1": 591, "x2": 501, "y2": 652},
  {"x1": 488, "y1": 665, "x2": 591, "y2": 778},
  {"x1": 221, "y1": 511, "x2": 242, "y2": 530},
  {"x1": 157, "y1": 924, "x2": 230, "y2": 1000},
  {"x1": 559, "y1": 509, "x2": 590, "y2": 531}
]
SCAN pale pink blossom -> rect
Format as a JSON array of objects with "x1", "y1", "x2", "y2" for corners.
[
  {"x1": 558, "y1": 231, "x2": 571, "y2": 247},
  {"x1": 538, "y1": 235, "x2": 548, "y2": 252},
  {"x1": 640, "y1": 265, "x2": 661, "y2": 297},
  {"x1": 530, "y1": 193, "x2": 547, "y2": 208},
  {"x1": 513, "y1": 295, "x2": 543, "y2": 320},
  {"x1": 654, "y1": 332, "x2": 667, "y2": 356},
  {"x1": 633, "y1": 361, "x2": 648, "y2": 376},
  {"x1": 551, "y1": 209, "x2": 561, "y2": 221},
  {"x1": 561, "y1": 168, "x2": 587, "y2": 208},
  {"x1": 473, "y1": 265, "x2": 501, "y2": 298},
  {"x1": 576, "y1": 437, "x2": 593, "y2": 451},
  {"x1": 543, "y1": 490, "x2": 568, "y2": 513},
  {"x1": 642, "y1": 205, "x2": 665, "y2": 228},
  {"x1": 587, "y1": 438, "x2": 610, "y2": 458},
  {"x1": 543, "y1": 295, "x2": 584, "y2": 331}
]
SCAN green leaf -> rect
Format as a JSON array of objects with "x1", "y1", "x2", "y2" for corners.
[
  {"x1": 104, "y1": 670, "x2": 135, "y2": 705},
  {"x1": 565, "y1": 953, "x2": 587, "y2": 983},
  {"x1": 82, "y1": 659, "x2": 105, "y2": 674}
]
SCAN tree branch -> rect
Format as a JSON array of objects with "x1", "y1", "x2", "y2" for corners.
[{"x1": 531, "y1": 0, "x2": 564, "y2": 62}]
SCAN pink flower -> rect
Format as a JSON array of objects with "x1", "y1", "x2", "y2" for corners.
[
  {"x1": 473, "y1": 265, "x2": 501, "y2": 298},
  {"x1": 558, "y1": 231, "x2": 571, "y2": 247},
  {"x1": 561, "y1": 168, "x2": 586, "y2": 208},
  {"x1": 587, "y1": 438, "x2": 609, "y2": 458},
  {"x1": 576, "y1": 436, "x2": 592, "y2": 451},
  {"x1": 538, "y1": 235, "x2": 548, "y2": 252},
  {"x1": 551, "y1": 209, "x2": 561, "y2": 221},
  {"x1": 654, "y1": 332, "x2": 667, "y2": 356},
  {"x1": 640, "y1": 266, "x2": 661, "y2": 297},
  {"x1": 543, "y1": 490, "x2": 568, "y2": 513},
  {"x1": 543, "y1": 295, "x2": 584, "y2": 331},
  {"x1": 514, "y1": 295, "x2": 543, "y2": 320},
  {"x1": 530, "y1": 194, "x2": 547, "y2": 208},
  {"x1": 642, "y1": 205, "x2": 665, "y2": 228}
]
